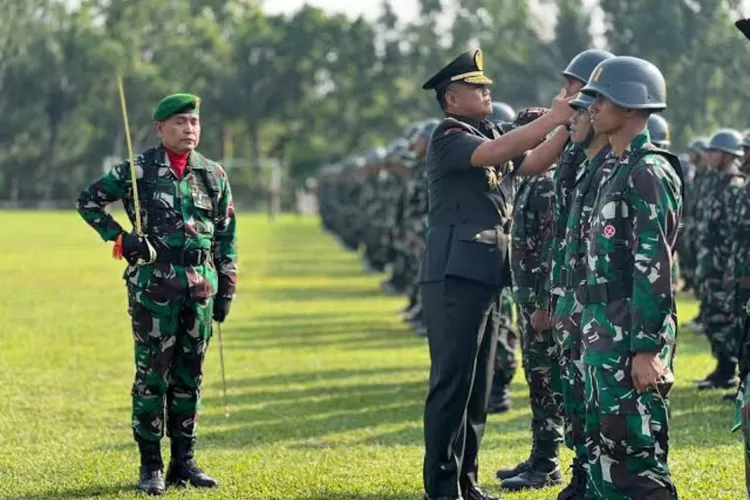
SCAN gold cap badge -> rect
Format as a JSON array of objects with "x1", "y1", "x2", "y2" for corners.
[{"x1": 474, "y1": 50, "x2": 484, "y2": 71}]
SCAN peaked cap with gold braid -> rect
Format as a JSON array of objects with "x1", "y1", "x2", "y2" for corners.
[{"x1": 422, "y1": 49, "x2": 493, "y2": 90}]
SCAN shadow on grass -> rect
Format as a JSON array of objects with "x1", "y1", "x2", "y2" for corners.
[
  {"x1": 220, "y1": 311, "x2": 423, "y2": 350},
  {"x1": 7, "y1": 483, "x2": 134, "y2": 499}
]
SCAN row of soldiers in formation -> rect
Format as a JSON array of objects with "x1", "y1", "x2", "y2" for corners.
[{"x1": 317, "y1": 50, "x2": 750, "y2": 500}]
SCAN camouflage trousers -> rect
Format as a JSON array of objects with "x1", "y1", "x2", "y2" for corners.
[
  {"x1": 733, "y1": 375, "x2": 750, "y2": 499},
  {"x1": 493, "y1": 288, "x2": 518, "y2": 387},
  {"x1": 551, "y1": 291, "x2": 588, "y2": 463},
  {"x1": 128, "y1": 285, "x2": 214, "y2": 442},
  {"x1": 518, "y1": 302, "x2": 563, "y2": 464},
  {"x1": 703, "y1": 280, "x2": 737, "y2": 362},
  {"x1": 584, "y1": 359, "x2": 676, "y2": 500},
  {"x1": 676, "y1": 230, "x2": 696, "y2": 288}
]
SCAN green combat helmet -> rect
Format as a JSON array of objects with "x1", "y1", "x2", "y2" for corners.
[
  {"x1": 562, "y1": 49, "x2": 615, "y2": 84},
  {"x1": 490, "y1": 102, "x2": 516, "y2": 123},
  {"x1": 647, "y1": 114, "x2": 671, "y2": 149},
  {"x1": 568, "y1": 92, "x2": 596, "y2": 147},
  {"x1": 689, "y1": 137, "x2": 708, "y2": 153},
  {"x1": 706, "y1": 129, "x2": 744, "y2": 157},
  {"x1": 582, "y1": 56, "x2": 667, "y2": 110},
  {"x1": 568, "y1": 92, "x2": 595, "y2": 111}
]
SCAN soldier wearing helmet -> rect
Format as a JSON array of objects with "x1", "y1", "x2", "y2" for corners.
[
  {"x1": 490, "y1": 102, "x2": 516, "y2": 124},
  {"x1": 580, "y1": 55, "x2": 683, "y2": 499},
  {"x1": 695, "y1": 130, "x2": 745, "y2": 394},
  {"x1": 497, "y1": 48, "x2": 614, "y2": 497},
  {"x1": 647, "y1": 114, "x2": 671, "y2": 149}
]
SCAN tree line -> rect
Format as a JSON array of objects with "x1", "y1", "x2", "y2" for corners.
[{"x1": 1, "y1": 0, "x2": 748, "y2": 207}]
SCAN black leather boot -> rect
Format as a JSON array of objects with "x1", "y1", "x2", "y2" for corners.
[
  {"x1": 500, "y1": 458, "x2": 563, "y2": 491},
  {"x1": 165, "y1": 438, "x2": 218, "y2": 488},
  {"x1": 136, "y1": 438, "x2": 165, "y2": 496},
  {"x1": 556, "y1": 457, "x2": 587, "y2": 500},
  {"x1": 487, "y1": 385, "x2": 511, "y2": 414},
  {"x1": 496, "y1": 444, "x2": 535, "y2": 480},
  {"x1": 697, "y1": 354, "x2": 739, "y2": 390}
]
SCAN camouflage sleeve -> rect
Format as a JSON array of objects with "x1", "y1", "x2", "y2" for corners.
[
  {"x1": 534, "y1": 177, "x2": 555, "y2": 310},
  {"x1": 213, "y1": 167, "x2": 238, "y2": 299},
  {"x1": 75, "y1": 161, "x2": 132, "y2": 242},
  {"x1": 694, "y1": 195, "x2": 712, "y2": 282},
  {"x1": 733, "y1": 183, "x2": 750, "y2": 280},
  {"x1": 629, "y1": 159, "x2": 682, "y2": 353},
  {"x1": 719, "y1": 181, "x2": 744, "y2": 281}
]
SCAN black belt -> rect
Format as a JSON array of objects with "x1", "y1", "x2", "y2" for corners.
[
  {"x1": 155, "y1": 247, "x2": 211, "y2": 266},
  {"x1": 575, "y1": 281, "x2": 631, "y2": 305}
]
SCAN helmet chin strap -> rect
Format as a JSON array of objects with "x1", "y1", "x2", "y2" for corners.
[{"x1": 579, "y1": 126, "x2": 596, "y2": 149}]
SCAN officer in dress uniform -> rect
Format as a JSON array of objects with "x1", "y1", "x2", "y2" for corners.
[{"x1": 418, "y1": 49, "x2": 574, "y2": 500}]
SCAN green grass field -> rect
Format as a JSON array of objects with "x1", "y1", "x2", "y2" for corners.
[{"x1": 0, "y1": 212, "x2": 744, "y2": 499}]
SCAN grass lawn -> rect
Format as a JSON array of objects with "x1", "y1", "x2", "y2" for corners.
[{"x1": 0, "y1": 212, "x2": 744, "y2": 499}]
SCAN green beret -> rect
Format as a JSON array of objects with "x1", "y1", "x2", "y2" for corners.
[{"x1": 152, "y1": 93, "x2": 200, "y2": 122}]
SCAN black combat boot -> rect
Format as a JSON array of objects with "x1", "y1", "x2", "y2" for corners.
[
  {"x1": 487, "y1": 384, "x2": 511, "y2": 414},
  {"x1": 165, "y1": 438, "x2": 218, "y2": 488},
  {"x1": 136, "y1": 438, "x2": 165, "y2": 496},
  {"x1": 697, "y1": 354, "x2": 739, "y2": 390},
  {"x1": 496, "y1": 444, "x2": 535, "y2": 480},
  {"x1": 500, "y1": 443, "x2": 563, "y2": 491},
  {"x1": 464, "y1": 485, "x2": 502, "y2": 500},
  {"x1": 556, "y1": 457, "x2": 587, "y2": 500}
]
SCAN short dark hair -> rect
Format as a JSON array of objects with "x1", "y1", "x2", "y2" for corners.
[{"x1": 435, "y1": 83, "x2": 457, "y2": 112}]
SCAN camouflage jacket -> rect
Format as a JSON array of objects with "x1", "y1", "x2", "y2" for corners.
[
  {"x1": 731, "y1": 179, "x2": 750, "y2": 282},
  {"x1": 402, "y1": 160, "x2": 429, "y2": 228},
  {"x1": 510, "y1": 170, "x2": 554, "y2": 306},
  {"x1": 692, "y1": 170, "x2": 718, "y2": 243},
  {"x1": 580, "y1": 131, "x2": 683, "y2": 368},
  {"x1": 76, "y1": 145, "x2": 238, "y2": 301},
  {"x1": 547, "y1": 142, "x2": 587, "y2": 299},
  {"x1": 561, "y1": 145, "x2": 613, "y2": 292},
  {"x1": 696, "y1": 169, "x2": 745, "y2": 282}
]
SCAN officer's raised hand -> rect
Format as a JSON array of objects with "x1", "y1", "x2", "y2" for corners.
[
  {"x1": 213, "y1": 296, "x2": 232, "y2": 323},
  {"x1": 547, "y1": 89, "x2": 576, "y2": 125}
]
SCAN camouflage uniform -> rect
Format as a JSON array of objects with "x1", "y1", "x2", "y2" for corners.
[
  {"x1": 360, "y1": 170, "x2": 384, "y2": 268},
  {"x1": 494, "y1": 289, "x2": 519, "y2": 389},
  {"x1": 552, "y1": 144, "x2": 611, "y2": 478},
  {"x1": 696, "y1": 168, "x2": 745, "y2": 373},
  {"x1": 402, "y1": 159, "x2": 429, "y2": 295},
  {"x1": 732, "y1": 171, "x2": 750, "y2": 499},
  {"x1": 509, "y1": 170, "x2": 563, "y2": 470},
  {"x1": 579, "y1": 132, "x2": 681, "y2": 500},
  {"x1": 77, "y1": 146, "x2": 237, "y2": 444},
  {"x1": 688, "y1": 167, "x2": 716, "y2": 327},
  {"x1": 548, "y1": 142, "x2": 587, "y2": 310}
]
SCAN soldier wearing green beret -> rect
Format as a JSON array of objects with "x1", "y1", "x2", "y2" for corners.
[{"x1": 76, "y1": 93, "x2": 237, "y2": 495}]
